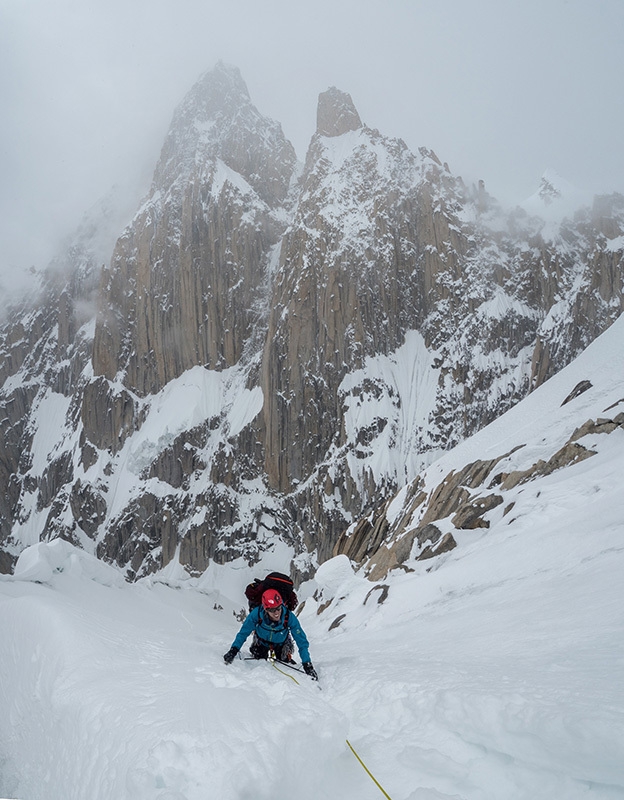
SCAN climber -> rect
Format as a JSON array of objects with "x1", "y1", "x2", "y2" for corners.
[{"x1": 223, "y1": 588, "x2": 318, "y2": 680}]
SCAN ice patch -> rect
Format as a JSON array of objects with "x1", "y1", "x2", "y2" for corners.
[{"x1": 29, "y1": 390, "x2": 72, "y2": 476}]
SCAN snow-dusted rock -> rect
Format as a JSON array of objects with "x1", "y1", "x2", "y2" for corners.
[{"x1": 1, "y1": 64, "x2": 623, "y2": 581}]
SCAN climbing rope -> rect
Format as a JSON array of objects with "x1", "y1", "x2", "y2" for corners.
[
  {"x1": 271, "y1": 659, "x2": 301, "y2": 684},
  {"x1": 267, "y1": 650, "x2": 301, "y2": 684},
  {"x1": 266, "y1": 650, "x2": 393, "y2": 798},
  {"x1": 346, "y1": 739, "x2": 393, "y2": 799}
]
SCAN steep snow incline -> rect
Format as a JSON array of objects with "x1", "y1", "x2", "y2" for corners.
[
  {"x1": 1, "y1": 427, "x2": 622, "y2": 800},
  {"x1": 1, "y1": 310, "x2": 623, "y2": 800},
  {"x1": 0, "y1": 549, "x2": 349, "y2": 800}
]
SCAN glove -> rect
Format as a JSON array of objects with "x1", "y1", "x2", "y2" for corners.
[
  {"x1": 223, "y1": 646, "x2": 239, "y2": 664},
  {"x1": 302, "y1": 662, "x2": 318, "y2": 681}
]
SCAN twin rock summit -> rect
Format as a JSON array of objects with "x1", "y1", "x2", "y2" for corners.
[{"x1": 1, "y1": 62, "x2": 622, "y2": 579}]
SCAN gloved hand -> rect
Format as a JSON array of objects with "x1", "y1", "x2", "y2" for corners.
[
  {"x1": 302, "y1": 662, "x2": 318, "y2": 681},
  {"x1": 223, "y1": 646, "x2": 239, "y2": 664}
]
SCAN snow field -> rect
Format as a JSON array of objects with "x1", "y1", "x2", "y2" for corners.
[
  {"x1": 0, "y1": 560, "x2": 352, "y2": 800},
  {"x1": 2, "y1": 459, "x2": 623, "y2": 800}
]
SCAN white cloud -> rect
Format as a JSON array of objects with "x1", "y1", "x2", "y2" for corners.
[{"x1": 1, "y1": 0, "x2": 624, "y2": 298}]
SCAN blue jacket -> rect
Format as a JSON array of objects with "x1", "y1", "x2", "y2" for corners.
[{"x1": 231, "y1": 606, "x2": 311, "y2": 663}]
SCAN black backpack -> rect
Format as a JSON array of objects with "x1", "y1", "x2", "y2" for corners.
[{"x1": 245, "y1": 571, "x2": 298, "y2": 611}]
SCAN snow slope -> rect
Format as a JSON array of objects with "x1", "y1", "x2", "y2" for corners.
[{"x1": 1, "y1": 319, "x2": 623, "y2": 800}]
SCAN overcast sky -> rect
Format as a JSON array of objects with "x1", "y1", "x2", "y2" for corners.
[{"x1": 2, "y1": 0, "x2": 623, "y2": 297}]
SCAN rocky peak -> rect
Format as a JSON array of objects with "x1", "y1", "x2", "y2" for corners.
[
  {"x1": 185, "y1": 61, "x2": 251, "y2": 116},
  {"x1": 153, "y1": 61, "x2": 296, "y2": 207},
  {"x1": 316, "y1": 87, "x2": 362, "y2": 137}
]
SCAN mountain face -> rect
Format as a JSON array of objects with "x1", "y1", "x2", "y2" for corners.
[
  {"x1": 92, "y1": 64, "x2": 297, "y2": 396},
  {"x1": 1, "y1": 63, "x2": 623, "y2": 579}
]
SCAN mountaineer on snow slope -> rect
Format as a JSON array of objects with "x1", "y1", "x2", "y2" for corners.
[{"x1": 223, "y1": 588, "x2": 318, "y2": 680}]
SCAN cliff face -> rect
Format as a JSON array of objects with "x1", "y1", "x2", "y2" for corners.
[
  {"x1": 1, "y1": 64, "x2": 623, "y2": 579},
  {"x1": 92, "y1": 63, "x2": 297, "y2": 396},
  {"x1": 0, "y1": 196, "x2": 121, "y2": 573},
  {"x1": 263, "y1": 90, "x2": 429, "y2": 495}
]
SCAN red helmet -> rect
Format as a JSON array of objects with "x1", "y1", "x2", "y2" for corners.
[{"x1": 262, "y1": 589, "x2": 283, "y2": 610}]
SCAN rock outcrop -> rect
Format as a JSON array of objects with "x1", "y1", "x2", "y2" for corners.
[
  {"x1": 350, "y1": 407, "x2": 624, "y2": 580},
  {"x1": 316, "y1": 87, "x2": 362, "y2": 137}
]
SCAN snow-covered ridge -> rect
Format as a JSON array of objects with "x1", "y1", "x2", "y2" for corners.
[{"x1": 299, "y1": 126, "x2": 421, "y2": 256}]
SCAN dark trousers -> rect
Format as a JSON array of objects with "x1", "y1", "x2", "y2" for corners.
[{"x1": 250, "y1": 632, "x2": 294, "y2": 661}]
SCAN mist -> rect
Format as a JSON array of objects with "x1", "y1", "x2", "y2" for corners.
[{"x1": 2, "y1": 0, "x2": 624, "y2": 299}]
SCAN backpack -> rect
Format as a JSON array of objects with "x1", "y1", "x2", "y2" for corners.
[{"x1": 245, "y1": 571, "x2": 298, "y2": 611}]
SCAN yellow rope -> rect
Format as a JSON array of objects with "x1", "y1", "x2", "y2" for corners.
[
  {"x1": 268, "y1": 651, "x2": 392, "y2": 797},
  {"x1": 271, "y1": 661, "x2": 300, "y2": 684},
  {"x1": 346, "y1": 739, "x2": 393, "y2": 800},
  {"x1": 268, "y1": 650, "x2": 301, "y2": 685}
]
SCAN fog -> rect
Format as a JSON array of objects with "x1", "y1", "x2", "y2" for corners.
[{"x1": 2, "y1": 0, "x2": 623, "y2": 298}]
